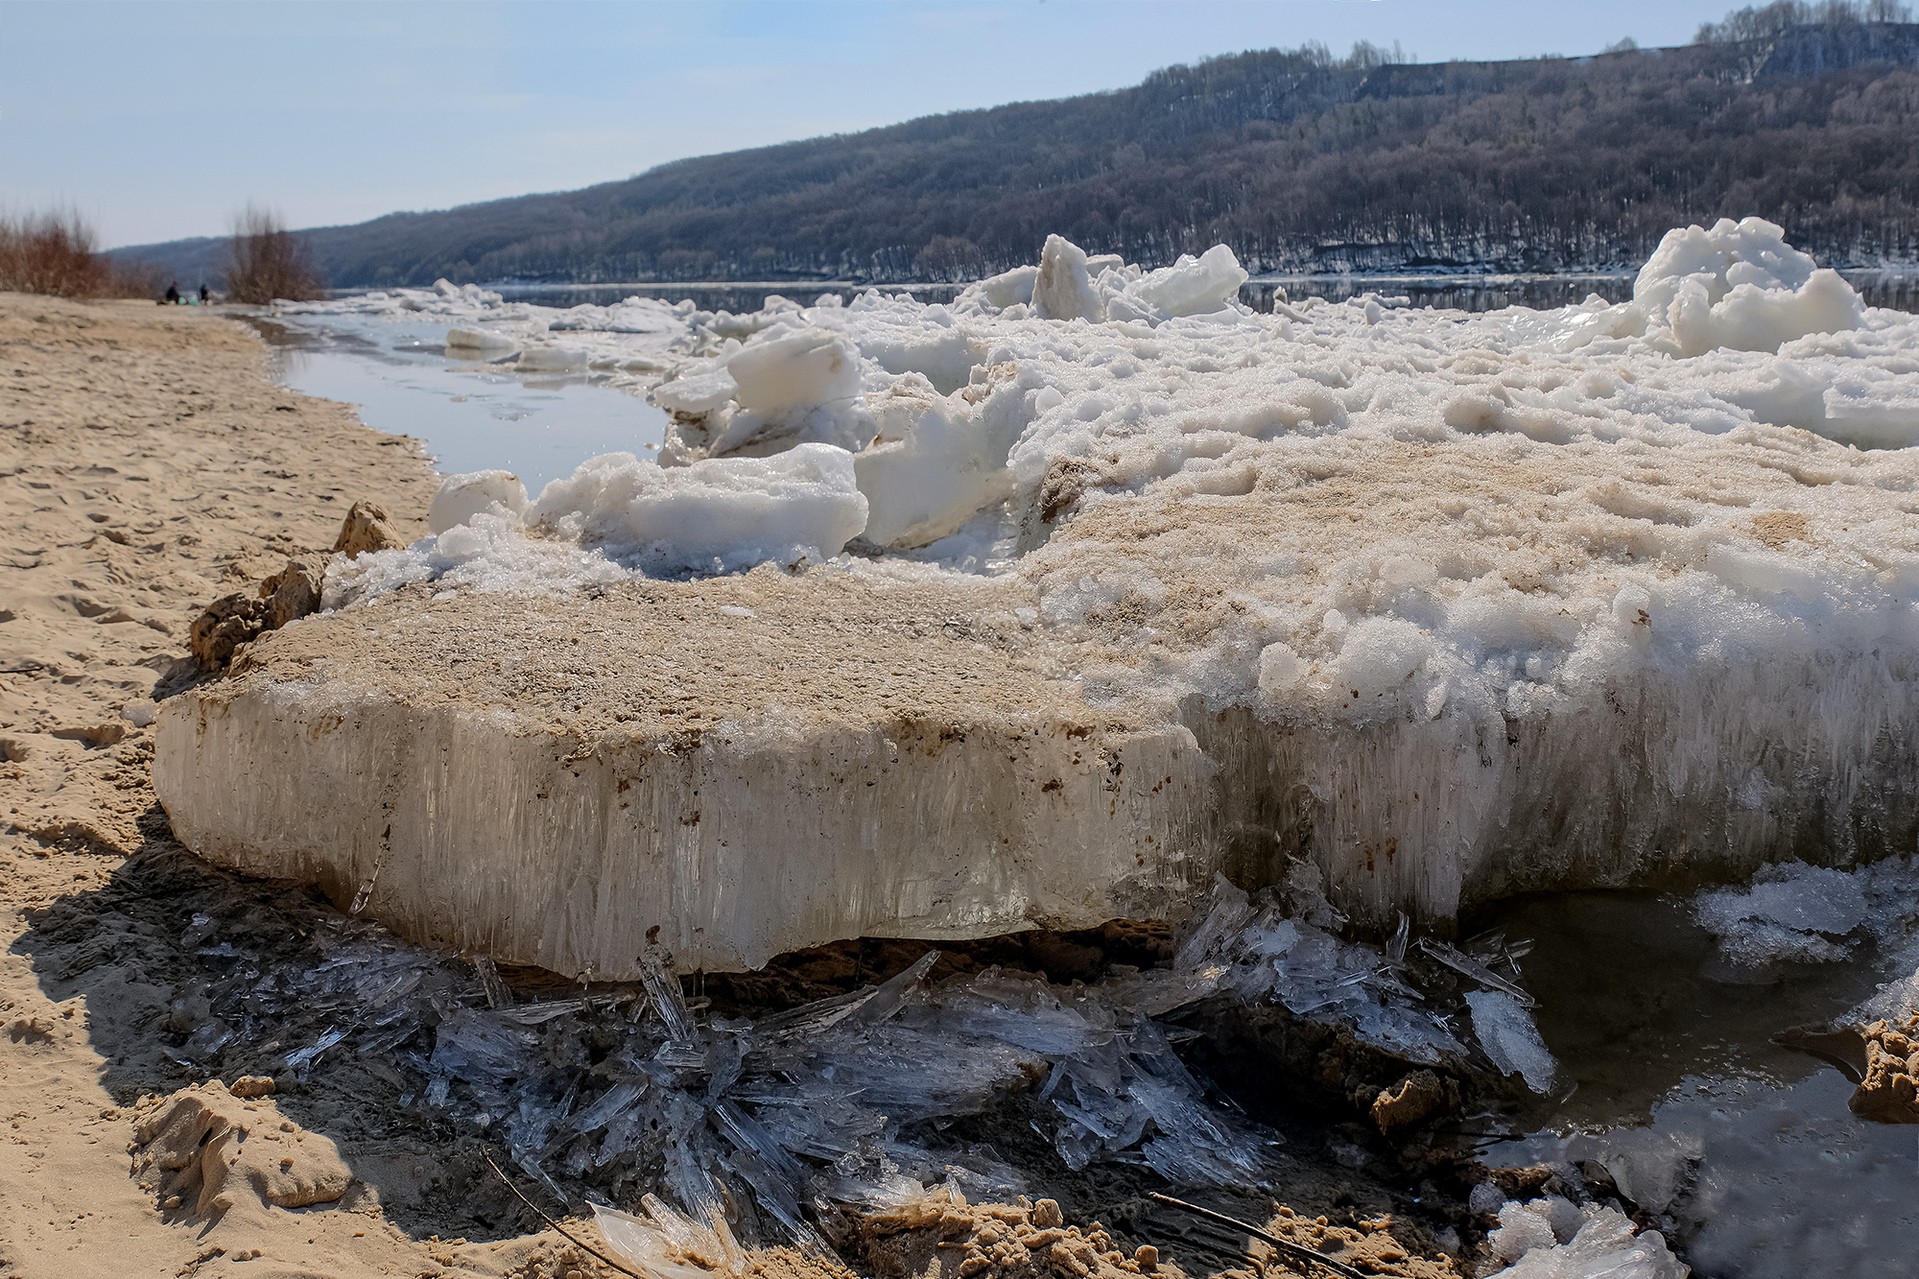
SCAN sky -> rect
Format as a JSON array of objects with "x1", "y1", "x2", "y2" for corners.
[{"x1": 8, "y1": 0, "x2": 1756, "y2": 250}]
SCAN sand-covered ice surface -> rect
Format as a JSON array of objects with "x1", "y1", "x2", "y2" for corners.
[{"x1": 160, "y1": 217, "x2": 1919, "y2": 974}]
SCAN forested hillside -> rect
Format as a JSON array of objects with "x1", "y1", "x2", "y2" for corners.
[{"x1": 119, "y1": 11, "x2": 1919, "y2": 287}]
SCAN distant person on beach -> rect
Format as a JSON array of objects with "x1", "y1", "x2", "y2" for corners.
[
  {"x1": 199, "y1": 284, "x2": 210, "y2": 305},
  {"x1": 164, "y1": 282, "x2": 180, "y2": 305}
]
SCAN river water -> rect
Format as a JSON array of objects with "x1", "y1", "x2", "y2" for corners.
[
  {"x1": 489, "y1": 269, "x2": 1919, "y2": 316},
  {"x1": 250, "y1": 314, "x2": 666, "y2": 494}
]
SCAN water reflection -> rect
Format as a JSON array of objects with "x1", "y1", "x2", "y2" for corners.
[{"x1": 251, "y1": 317, "x2": 666, "y2": 494}]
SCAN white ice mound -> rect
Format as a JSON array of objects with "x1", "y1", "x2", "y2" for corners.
[
  {"x1": 529, "y1": 442, "x2": 867, "y2": 572},
  {"x1": 427, "y1": 470, "x2": 529, "y2": 534},
  {"x1": 1124, "y1": 244, "x2": 1250, "y2": 320},
  {"x1": 1630, "y1": 216, "x2": 1865, "y2": 356},
  {"x1": 999, "y1": 234, "x2": 1248, "y2": 325},
  {"x1": 1488, "y1": 1198, "x2": 1687, "y2": 1279}
]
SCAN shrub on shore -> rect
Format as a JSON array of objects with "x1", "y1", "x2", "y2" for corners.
[
  {"x1": 0, "y1": 211, "x2": 108, "y2": 298},
  {"x1": 0, "y1": 210, "x2": 169, "y2": 301},
  {"x1": 225, "y1": 206, "x2": 324, "y2": 304}
]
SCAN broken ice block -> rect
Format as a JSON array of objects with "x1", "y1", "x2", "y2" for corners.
[
  {"x1": 156, "y1": 572, "x2": 1208, "y2": 977},
  {"x1": 1467, "y1": 991, "x2": 1557, "y2": 1094}
]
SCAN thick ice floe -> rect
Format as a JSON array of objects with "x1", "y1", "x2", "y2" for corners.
[{"x1": 162, "y1": 217, "x2": 1919, "y2": 971}]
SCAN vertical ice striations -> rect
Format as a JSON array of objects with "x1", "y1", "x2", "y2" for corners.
[
  {"x1": 1187, "y1": 645, "x2": 1919, "y2": 925},
  {"x1": 155, "y1": 575, "x2": 1215, "y2": 978}
]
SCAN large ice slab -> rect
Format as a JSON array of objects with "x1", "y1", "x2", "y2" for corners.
[
  {"x1": 156, "y1": 542, "x2": 1919, "y2": 977},
  {"x1": 155, "y1": 573, "x2": 1211, "y2": 976}
]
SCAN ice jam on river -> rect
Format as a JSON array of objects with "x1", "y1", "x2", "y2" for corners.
[{"x1": 157, "y1": 218, "x2": 1919, "y2": 979}]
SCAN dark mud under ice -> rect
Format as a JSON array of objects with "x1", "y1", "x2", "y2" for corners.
[{"x1": 27, "y1": 803, "x2": 1919, "y2": 1276}]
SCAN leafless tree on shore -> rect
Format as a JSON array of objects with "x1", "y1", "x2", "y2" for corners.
[{"x1": 225, "y1": 205, "x2": 325, "y2": 304}]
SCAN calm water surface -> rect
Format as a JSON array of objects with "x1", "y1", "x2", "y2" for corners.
[{"x1": 251, "y1": 315, "x2": 666, "y2": 494}]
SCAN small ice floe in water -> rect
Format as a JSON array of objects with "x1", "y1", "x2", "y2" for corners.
[
  {"x1": 516, "y1": 342, "x2": 589, "y2": 372},
  {"x1": 444, "y1": 325, "x2": 519, "y2": 356},
  {"x1": 1485, "y1": 1197, "x2": 1688, "y2": 1279},
  {"x1": 1693, "y1": 856, "x2": 1919, "y2": 968}
]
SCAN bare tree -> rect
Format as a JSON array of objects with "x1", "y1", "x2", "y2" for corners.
[{"x1": 225, "y1": 205, "x2": 324, "y2": 304}]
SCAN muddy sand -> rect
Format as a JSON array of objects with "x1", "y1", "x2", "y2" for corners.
[{"x1": 0, "y1": 293, "x2": 1471, "y2": 1278}]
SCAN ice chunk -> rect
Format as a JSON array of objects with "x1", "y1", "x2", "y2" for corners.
[
  {"x1": 593, "y1": 1196, "x2": 745, "y2": 1279},
  {"x1": 427, "y1": 470, "x2": 530, "y2": 534},
  {"x1": 445, "y1": 326, "x2": 519, "y2": 355},
  {"x1": 529, "y1": 443, "x2": 868, "y2": 573},
  {"x1": 1129, "y1": 245, "x2": 1249, "y2": 318},
  {"x1": 961, "y1": 264, "x2": 1038, "y2": 312},
  {"x1": 1466, "y1": 991, "x2": 1556, "y2": 1093},
  {"x1": 1032, "y1": 234, "x2": 1103, "y2": 323},
  {"x1": 726, "y1": 327, "x2": 861, "y2": 417},
  {"x1": 517, "y1": 343, "x2": 589, "y2": 372},
  {"x1": 1154, "y1": 876, "x2": 1469, "y2": 1068},
  {"x1": 653, "y1": 364, "x2": 741, "y2": 415},
  {"x1": 853, "y1": 386, "x2": 1022, "y2": 548},
  {"x1": 1694, "y1": 861, "x2": 1872, "y2": 966},
  {"x1": 1326, "y1": 616, "x2": 1434, "y2": 701},
  {"x1": 1566, "y1": 1127, "x2": 1701, "y2": 1216},
  {"x1": 1488, "y1": 1198, "x2": 1686, "y2": 1279}
]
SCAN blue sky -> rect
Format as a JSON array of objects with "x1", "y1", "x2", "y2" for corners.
[{"x1": 9, "y1": 0, "x2": 1753, "y2": 249}]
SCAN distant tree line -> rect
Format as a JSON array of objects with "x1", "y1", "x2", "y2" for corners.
[
  {"x1": 1697, "y1": 1, "x2": 1910, "y2": 43},
  {"x1": 114, "y1": 11, "x2": 1919, "y2": 288}
]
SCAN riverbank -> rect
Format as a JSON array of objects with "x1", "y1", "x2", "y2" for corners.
[{"x1": 0, "y1": 293, "x2": 492, "y2": 1276}]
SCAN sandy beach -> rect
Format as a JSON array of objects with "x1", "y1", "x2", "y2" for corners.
[{"x1": 0, "y1": 293, "x2": 531, "y2": 1277}]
